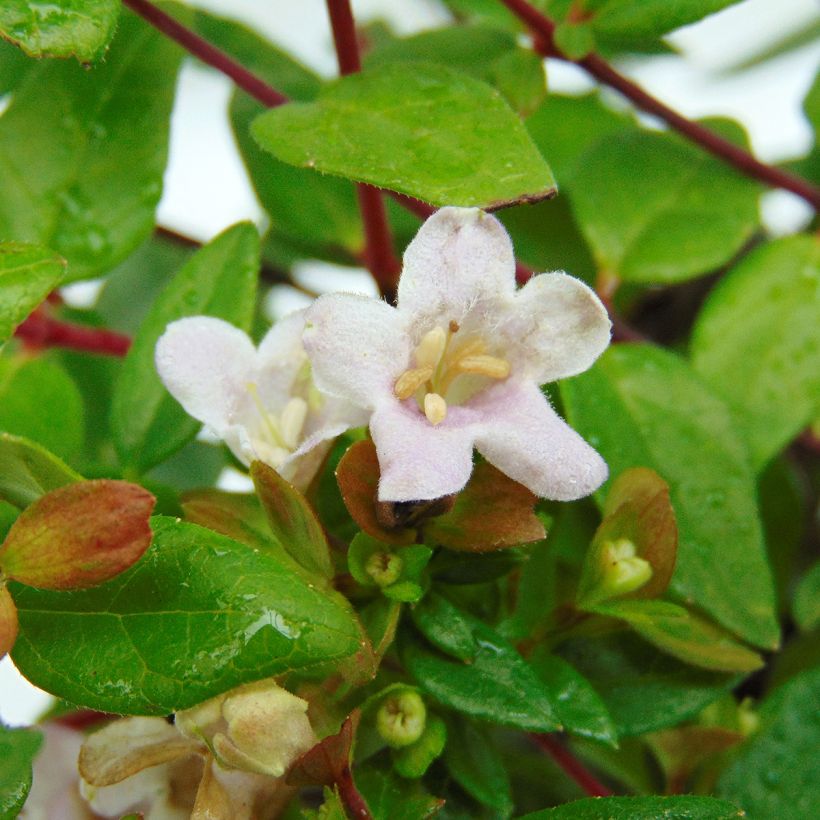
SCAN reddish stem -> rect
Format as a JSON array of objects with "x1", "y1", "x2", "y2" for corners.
[
  {"x1": 122, "y1": 0, "x2": 287, "y2": 107},
  {"x1": 15, "y1": 312, "x2": 131, "y2": 357},
  {"x1": 531, "y1": 733, "x2": 613, "y2": 797},
  {"x1": 337, "y1": 765, "x2": 373, "y2": 819},
  {"x1": 325, "y1": 0, "x2": 402, "y2": 301},
  {"x1": 497, "y1": 0, "x2": 820, "y2": 211}
]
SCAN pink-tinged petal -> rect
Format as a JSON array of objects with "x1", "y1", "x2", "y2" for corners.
[
  {"x1": 155, "y1": 317, "x2": 256, "y2": 433},
  {"x1": 398, "y1": 207, "x2": 516, "y2": 323},
  {"x1": 255, "y1": 309, "x2": 309, "y2": 407},
  {"x1": 304, "y1": 294, "x2": 410, "y2": 410},
  {"x1": 473, "y1": 380, "x2": 608, "y2": 500},
  {"x1": 370, "y1": 401, "x2": 476, "y2": 502},
  {"x1": 503, "y1": 273, "x2": 611, "y2": 384}
]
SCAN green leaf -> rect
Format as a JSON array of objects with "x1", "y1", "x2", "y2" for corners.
[
  {"x1": 0, "y1": 723, "x2": 42, "y2": 819},
  {"x1": 251, "y1": 64, "x2": 556, "y2": 209},
  {"x1": 561, "y1": 344, "x2": 778, "y2": 649},
  {"x1": 0, "y1": 0, "x2": 119, "y2": 62},
  {"x1": 690, "y1": 235, "x2": 820, "y2": 470},
  {"x1": 0, "y1": 433, "x2": 81, "y2": 509},
  {"x1": 558, "y1": 632, "x2": 738, "y2": 737},
  {"x1": 111, "y1": 222, "x2": 260, "y2": 473},
  {"x1": 355, "y1": 765, "x2": 443, "y2": 820},
  {"x1": 404, "y1": 593, "x2": 560, "y2": 732},
  {"x1": 528, "y1": 646, "x2": 617, "y2": 744},
  {"x1": 793, "y1": 562, "x2": 820, "y2": 633},
  {"x1": 717, "y1": 665, "x2": 820, "y2": 819},
  {"x1": 590, "y1": 599, "x2": 763, "y2": 673},
  {"x1": 444, "y1": 718, "x2": 513, "y2": 817},
  {"x1": 520, "y1": 794, "x2": 744, "y2": 819},
  {"x1": 0, "y1": 584, "x2": 18, "y2": 658},
  {"x1": 0, "y1": 355, "x2": 84, "y2": 463},
  {"x1": 569, "y1": 127, "x2": 760, "y2": 282},
  {"x1": 0, "y1": 12, "x2": 181, "y2": 281},
  {"x1": 393, "y1": 715, "x2": 447, "y2": 779},
  {"x1": 0, "y1": 243, "x2": 66, "y2": 346},
  {"x1": 251, "y1": 461, "x2": 333, "y2": 580},
  {"x1": 10, "y1": 516, "x2": 364, "y2": 714},
  {"x1": 0, "y1": 38, "x2": 33, "y2": 94}
]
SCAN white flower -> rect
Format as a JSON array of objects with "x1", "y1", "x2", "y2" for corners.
[
  {"x1": 155, "y1": 309, "x2": 365, "y2": 489},
  {"x1": 303, "y1": 207, "x2": 611, "y2": 503}
]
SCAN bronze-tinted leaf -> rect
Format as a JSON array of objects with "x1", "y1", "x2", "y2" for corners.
[
  {"x1": 0, "y1": 480, "x2": 155, "y2": 590},
  {"x1": 287, "y1": 711, "x2": 359, "y2": 788},
  {"x1": 250, "y1": 461, "x2": 333, "y2": 579},
  {"x1": 335, "y1": 440, "x2": 416, "y2": 546},
  {"x1": 0, "y1": 584, "x2": 18, "y2": 658},
  {"x1": 425, "y1": 462, "x2": 545, "y2": 552}
]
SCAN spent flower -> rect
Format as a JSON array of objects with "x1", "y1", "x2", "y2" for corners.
[{"x1": 304, "y1": 206, "x2": 611, "y2": 502}]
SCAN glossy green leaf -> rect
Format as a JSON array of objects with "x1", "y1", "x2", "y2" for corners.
[
  {"x1": 569, "y1": 128, "x2": 760, "y2": 282},
  {"x1": 0, "y1": 0, "x2": 119, "y2": 63},
  {"x1": 111, "y1": 222, "x2": 259, "y2": 473},
  {"x1": 10, "y1": 516, "x2": 364, "y2": 714},
  {"x1": 393, "y1": 715, "x2": 447, "y2": 778},
  {"x1": 355, "y1": 766, "x2": 443, "y2": 820},
  {"x1": 558, "y1": 632, "x2": 738, "y2": 737},
  {"x1": 528, "y1": 647, "x2": 617, "y2": 744},
  {"x1": 793, "y1": 562, "x2": 820, "y2": 632},
  {"x1": 591, "y1": 599, "x2": 763, "y2": 673},
  {"x1": 0, "y1": 433, "x2": 80, "y2": 509},
  {"x1": 251, "y1": 461, "x2": 333, "y2": 580},
  {"x1": 0, "y1": 723, "x2": 42, "y2": 819},
  {"x1": 444, "y1": 718, "x2": 513, "y2": 817},
  {"x1": 0, "y1": 243, "x2": 65, "y2": 346},
  {"x1": 690, "y1": 235, "x2": 820, "y2": 469},
  {"x1": 717, "y1": 665, "x2": 820, "y2": 819},
  {"x1": 0, "y1": 12, "x2": 181, "y2": 281},
  {"x1": 0, "y1": 355, "x2": 84, "y2": 463},
  {"x1": 0, "y1": 38, "x2": 32, "y2": 94},
  {"x1": 251, "y1": 64, "x2": 556, "y2": 208},
  {"x1": 520, "y1": 794, "x2": 743, "y2": 819},
  {"x1": 404, "y1": 593, "x2": 560, "y2": 732},
  {"x1": 561, "y1": 344, "x2": 778, "y2": 649}
]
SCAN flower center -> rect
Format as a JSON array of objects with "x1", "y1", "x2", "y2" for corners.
[
  {"x1": 393, "y1": 320, "x2": 511, "y2": 425},
  {"x1": 246, "y1": 382, "x2": 309, "y2": 467}
]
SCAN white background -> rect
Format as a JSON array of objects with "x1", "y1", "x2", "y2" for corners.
[{"x1": 1, "y1": 0, "x2": 819, "y2": 726}]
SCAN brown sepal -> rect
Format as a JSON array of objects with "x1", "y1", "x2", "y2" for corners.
[{"x1": 286, "y1": 711, "x2": 360, "y2": 788}]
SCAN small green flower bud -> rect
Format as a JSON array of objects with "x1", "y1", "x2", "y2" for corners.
[
  {"x1": 365, "y1": 550, "x2": 403, "y2": 588},
  {"x1": 598, "y1": 538, "x2": 653, "y2": 599},
  {"x1": 376, "y1": 690, "x2": 426, "y2": 748}
]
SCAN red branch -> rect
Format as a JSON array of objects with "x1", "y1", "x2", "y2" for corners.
[
  {"x1": 15, "y1": 312, "x2": 131, "y2": 357},
  {"x1": 531, "y1": 734, "x2": 613, "y2": 798},
  {"x1": 326, "y1": 0, "x2": 402, "y2": 301},
  {"x1": 497, "y1": 0, "x2": 820, "y2": 211},
  {"x1": 337, "y1": 765, "x2": 373, "y2": 819}
]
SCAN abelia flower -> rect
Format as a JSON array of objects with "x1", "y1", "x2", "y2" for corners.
[
  {"x1": 304, "y1": 207, "x2": 611, "y2": 503},
  {"x1": 155, "y1": 310, "x2": 365, "y2": 489}
]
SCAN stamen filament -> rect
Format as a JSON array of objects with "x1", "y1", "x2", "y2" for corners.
[
  {"x1": 247, "y1": 382, "x2": 286, "y2": 448},
  {"x1": 280, "y1": 397, "x2": 308, "y2": 450}
]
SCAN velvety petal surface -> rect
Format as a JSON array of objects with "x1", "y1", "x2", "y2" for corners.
[
  {"x1": 304, "y1": 294, "x2": 410, "y2": 409},
  {"x1": 472, "y1": 380, "x2": 608, "y2": 500},
  {"x1": 255, "y1": 309, "x2": 310, "y2": 409},
  {"x1": 155, "y1": 317, "x2": 256, "y2": 434},
  {"x1": 503, "y1": 272, "x2": 611, "y2": 384},
  {"x1": 370, "y1": 401, "x2": 476, "y2": 501},
  {"x1": 397, "y1": 207, "x2": 517, "y2": 323}
]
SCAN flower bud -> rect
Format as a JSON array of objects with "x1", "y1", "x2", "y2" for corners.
[
  {"x1": 597, "y1": 538, "x2": 653, "y2": 600},
  {"x1": 176, "y1": 679, "x2": 316, "y2": 777},
  {"x1": 365, "y1": 550, "x2": 403, "y2": 587},
  {"x1": 376, "y1": 689, "x2": 426, "y2": 749}
]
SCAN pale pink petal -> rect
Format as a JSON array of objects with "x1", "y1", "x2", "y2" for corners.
[
  {"x1": 155, "y1": 317, "x2": 255, "y2": 433},
  {"x1": 397, "y1": 207, "x2": 516, "y2": 323},
  {"x1": 370, "y1": 401, "x2": 477, "y2": 501},
  {"x1": 303, "y1": 294, "x2": 410, "y2": 410},
  {"x1": 472, "y1": 380, "x2": 608, "y2": 500},
  {"x1": 502, "y1": 273, "x2": 611, "y2": 384},
  {"x1": 255, "y1": 309, "x2": 309, "y2": 408}
]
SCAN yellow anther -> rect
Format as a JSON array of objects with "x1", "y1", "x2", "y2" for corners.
[
  {"x1": 394, "y1": 367, "x2": 434, "y2": 400},
  {"x1": 456, "y1": 355, "x2": 511, "y2": 380},
  {"x1": 424, "y1": 392, "x2": 447, "y2": 426},
  {"x1": 280, "y1": 397, "x2": 308, "y2": 450},
  {"x1": 414, "y1": 327, "x2": 447, "y2": 370}
]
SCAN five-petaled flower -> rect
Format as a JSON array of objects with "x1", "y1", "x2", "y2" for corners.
[
  {"x1": 155, "y1": 310, "x2": 365, "y2": 489},
  {"x1": 303, "y1": 207, "x2": 611, "y2": 503}
]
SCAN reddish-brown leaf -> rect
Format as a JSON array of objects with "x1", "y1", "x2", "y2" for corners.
[
  {"x1": 425, "y1": 462, "x2": 545, "y2": 552},
  {"x1": 0, "y1": 480, "x2": 155, "y2": 589},
  {"x1": 0, "y1": 584, "x2": 18, "y2": 658},
  {"x1": 287, "y1": 711, "x2": 360, "y2": 788},
  {"x1": 335, "y1": 441, "x2": 416, "y2": 546}
]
